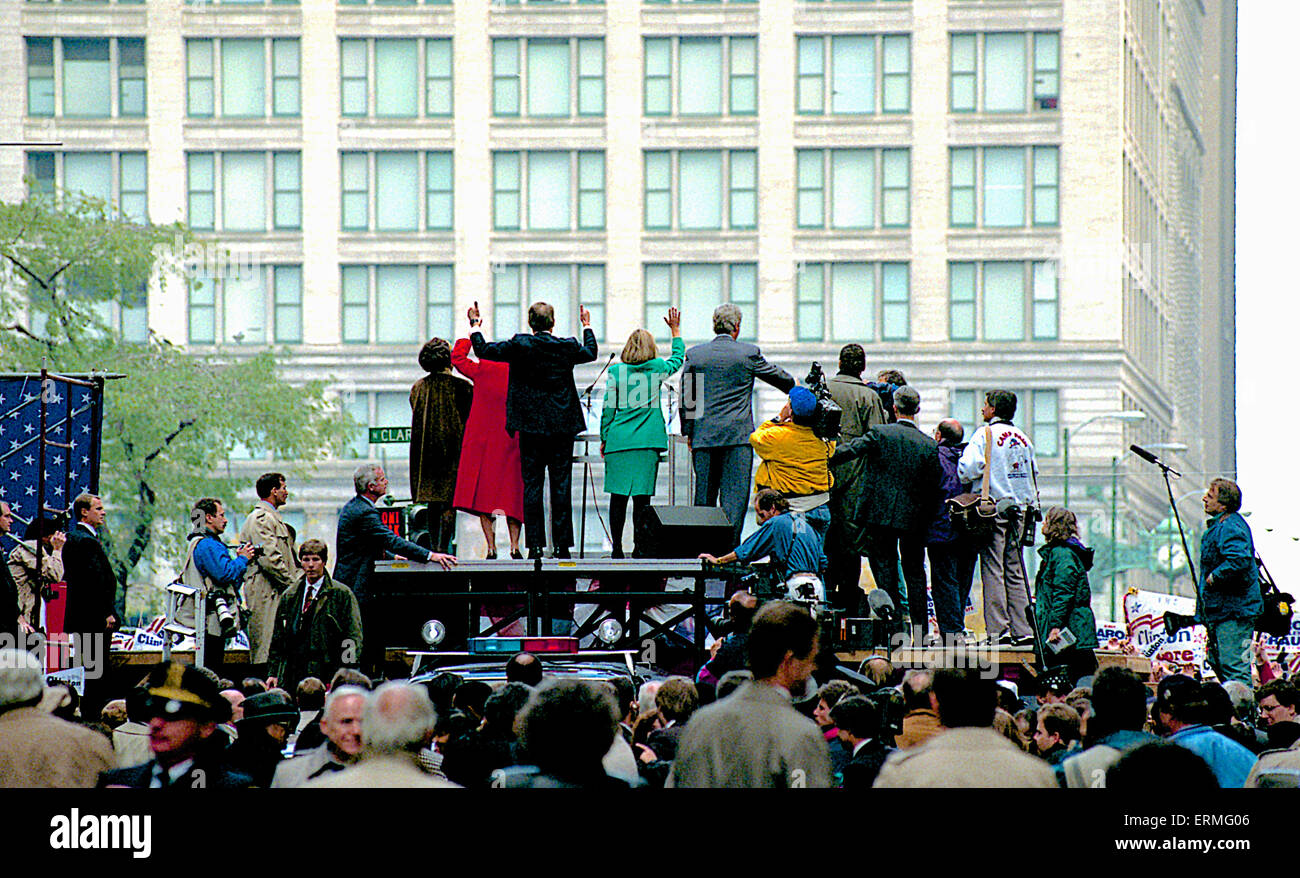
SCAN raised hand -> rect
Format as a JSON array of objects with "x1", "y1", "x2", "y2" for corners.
[
  {"x1": 579, "y1": 305, "x2": 591, "y2": 327},
  {"x1": 664, "y1": 307, "x2": 681, "y2": 334},
  {"x1": 467, "y1": 301, "x2": 482, "y2": 327}
]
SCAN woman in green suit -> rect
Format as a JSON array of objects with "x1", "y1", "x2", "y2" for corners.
[{"x1": 600, "y1": 307, "x2": 684, "y2": 558}]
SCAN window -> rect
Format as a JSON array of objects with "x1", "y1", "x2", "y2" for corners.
[
  {"x1": 338, "y1": 0, "x2": 450, "y2": 6},
  {"x1": 948, "y1": 260, "x2": 1058, "y2": 341},
  {"x1": 797, "y1": 148, "x2": 909, "y2": 229},
  {"x1": 26, "y1": 151, "x2": 148, "y2": 223},
  {"x1": 186, "y1": 152, "x2": 301, "y2": 232},
  {"x1": 795, "y1": 262, "x2": 908, "y2": 342},
  {"x1": 341, "y1": 151, "x2": 452, "y2": 232},
  {"x1": 949, "y1": 146, "x2": 1058, "y2": 228},
  {"x1": 27, "y1": 37, "x2": 146, "y2": 118},
  {"x1": 952, "y1": 388, "x2": 1058, "y2": 456},
  {"x1": 643, "y1": 264, "x2": 756, "y2": 342},
  {"x1": 492, "y1": 152, "x2": 604, "y2": 231},
  {"x1": 950, "y1": 32, "x2": 1060, "y2": 113},
  {"x1": 187, "y1": 265, "x2": 303, "y2": 345},
  {"x1": 643, "y1": 36, "x2": 756, "y2": 116},
  {"x1": 796, "y1": 34, "x2": 910, "y2": 115},
  {"x1": 493, "y1": 264, "x2": 605, "y2": 341},
  {"x1": 492, "y1": 38, "x2": 604, "y2": 118},
  {"x1": 643, "y1": 150, "x2": 755, "y2": 231},
  {"x1": 186, "y1": 39, "x2": 299, "y2": 117},
  {"x1": 339, "y1": 38, "x2": 452, "y2": 118},
  {"x1": 339, "y1": 265, "x2": 455, "y2": 344}
]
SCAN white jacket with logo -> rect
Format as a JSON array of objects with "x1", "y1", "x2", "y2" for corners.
[{"x1": 956, "y1": 421, "x2": 1039, "y2": 506}]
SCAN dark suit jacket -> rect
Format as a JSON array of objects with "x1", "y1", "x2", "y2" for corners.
[
  {"x1": 471, "y1": 329, "x2": 598, "y2": 435},
  {"x1": 98, "y1": 757, "x2": 253, "y2": 789},
  {"x1": 680, "y1": 335, "x2": 794, "y2": 447},
  {"x1": 832, "y1": 420, "x2": 941, "y2": 535},
  {"x1": 841, "y1": 739, "x2": 892, "y2": 789},
  {"x1": 62, "y1": 523, "x2": 118, "y2": 635},
  {"x1": 267, "y1": 571, "x2": 364, "y2": 684},
  {"x1": 334, "y1": 496, "x2": 431, "y2": 603},
  {"x1": 0, "y1": 537, "x2": 18, "y2": 638}
]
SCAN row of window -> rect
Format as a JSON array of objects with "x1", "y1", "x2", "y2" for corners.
[
  {"x1": 25, "y1": 32, "x2": 1059, "y2": 120},
  {"x1": 181, "y1": 259, "x2": 1062, "y2": 347},
  {"x1": 26, "y1": 148, "x2": 1059, "y2": 233}
]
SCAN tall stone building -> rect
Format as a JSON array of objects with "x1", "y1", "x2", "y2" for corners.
[{"x1": 0, "y1": 0, "x2": 1235, "y2": 613}]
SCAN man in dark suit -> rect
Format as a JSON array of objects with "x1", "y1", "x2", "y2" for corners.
[
  {"x1": 680, "y1": 304, "x2": 795, "y2": 546},
  {"x1": 830, "y1": 694, "x2": 894, "y2": 789},
  {"x1": 336, "y1": 464, "x2": 455, "y2": 675},
  {"x1": 468, "y1": 299, "x2": 598, "y2": 559},
  {"x1": 0, "y1": 503, "x2": 19, "y2": 640},
  {"x1": 97, "y1": 661, "x2": 253, "y2": 789},
  {"x1": 62, "y1": 493, "x2": 119, "y2": 719},
  {"x1": 831, "y1": 386, "x2": 941, "y2": 646}
]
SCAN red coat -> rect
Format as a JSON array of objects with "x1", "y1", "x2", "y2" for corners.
[{"x1": 451, "y1": 338, "x2": 525, "y2": 521}]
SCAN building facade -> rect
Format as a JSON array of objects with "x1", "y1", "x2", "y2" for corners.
[{"x1": 0, "y1": 0, "x2": 1235, "y2": 613}]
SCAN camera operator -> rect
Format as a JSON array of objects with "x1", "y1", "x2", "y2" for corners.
[
  {"x1": 697, "y1": 590, "x2": 760, "y2": 686},
  {"x1": 699, "y1": 489, "x2": 826, "y2": 586},
  {"x1": 749, "y1": 387, "x2": 835, "y2": 546},
  {"x1": 178, "y1": 498, "x2": 256, "y2": 673}
]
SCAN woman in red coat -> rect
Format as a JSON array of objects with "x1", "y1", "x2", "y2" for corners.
[{"x1": 451, "y1": 336, "x2": 524, "y2": 558}]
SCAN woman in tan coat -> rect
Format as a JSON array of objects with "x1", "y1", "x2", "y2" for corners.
[{"x1": 8, "y1": 517, "x2": 65, "y2": 632}]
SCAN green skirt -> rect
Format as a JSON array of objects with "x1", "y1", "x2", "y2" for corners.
[{"x1": 603, "y1": 449, "x2": 661, "y2": 496}]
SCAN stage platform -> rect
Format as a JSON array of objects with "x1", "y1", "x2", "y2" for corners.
[{"x1": 835, "y1": 645, "x2": 1152, "y2": 681}]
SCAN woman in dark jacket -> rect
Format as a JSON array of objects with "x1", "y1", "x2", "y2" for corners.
[{"x1": 1034, "y1": 506, "x2": 1099, "y2": 686}]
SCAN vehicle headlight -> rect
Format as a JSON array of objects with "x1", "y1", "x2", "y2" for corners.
[
  {"x1": 421, "y1": 619, "x2": 446, "y2": 647},
  {"x1": 596, "y1": 618, "x2": 624, "y2": 645}
]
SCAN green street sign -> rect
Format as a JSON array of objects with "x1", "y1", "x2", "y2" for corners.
[{"x1": 368, "y1": 426, "x2": 411, "y2": 444}]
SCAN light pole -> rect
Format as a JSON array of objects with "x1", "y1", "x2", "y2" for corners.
[{"x1": 1062, "y1": 410, "x2": 1146, "y2": 508}]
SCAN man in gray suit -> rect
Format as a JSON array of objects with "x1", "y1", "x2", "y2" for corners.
[{"x1": 680, "y1": 304, "x2": 795, "y2": 545}]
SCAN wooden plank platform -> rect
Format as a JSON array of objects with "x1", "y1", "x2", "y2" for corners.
[{"x1": 833, "y1": 647, "x2": 1151, "y2": 680}]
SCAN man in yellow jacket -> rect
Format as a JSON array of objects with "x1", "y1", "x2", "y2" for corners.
[{"x1": 749, "y1": 387, "x2": 835, "y2": 545}]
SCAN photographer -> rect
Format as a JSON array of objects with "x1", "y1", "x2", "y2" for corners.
[
  {"x1": 179, "y1": 498, "x2": 256, "y2": 672},
  {"x1": 699, "y1": 489, "x2": 826, "y2": 586},
  {"x1": 749, "y1": 387, "x2": 835, "y2": 545}
]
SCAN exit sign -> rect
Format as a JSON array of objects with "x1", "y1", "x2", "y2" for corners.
[{"x1": 368, "y1": 426, "x2": 411, "y2": 444}]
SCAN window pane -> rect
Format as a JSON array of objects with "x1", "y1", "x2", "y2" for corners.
[
  {"x1": 341, "y1": 266, "x2": 369, "y2": 342},
  {"x1": 1034, "y1": 32, "x2": 1060, "y2": 100},
  {"x1": 730, "y1": 263, "x2": 757, "y2": 341},
  {"x1": 272, "y1": 39, "x2": 300, "y2": 115},
  {"x1": 831, "y1": 36, "x2": 873, "y2": 114},
  {"x1": 376, "y1": 265, "x2": 419, "y2": 343},
  {"x1": 527, "y1": 151, "x2": 571, "y2": 231},
  {"x1": 797, "y1": 264, "x2": 824, "y2": 342},
  {"x1": 528, "y1": 264, "x2": 571, "y2": 335},
  {"x1": 950, "y1": 148, "x2": 975, "y2": 225},
  {"x1": 950, "y1": 34, "x2": 976, "y2": 111},
  {"x1": 578, "y1": 151, "x2": 604, "y2": 230},
  {"x1": 494, "y1": 152, "x2": 520, "y2": 229},
  {"x1": 1032, "y1": 390, "x2": 1058, "y2": 455},
  {"x1": 983, "y1": 147, "x2": 1025, "y2": 226},
  {"x1": 342, "y1": 394, "x2": 368, "y2": 459},
  {"x1": 644, "y1": 264, "x2": 671, "y2": 338},
  {"x1": 984, "y1": 32, "x2": 1026, "y2": 112},
  {"x1": 729, "y1": 37, "x2": 756, "y2": 114},
  {"x1": 225, "y1": 267, "x2": 266, "y2": 344},
  {"x1": 274, "y1": 265, "x2": 302, "y2": 343},
  {"x1": 426, "y1": 40, "x2": 453, "y2": 115},
  {"x1": 341, "y1": 152, "x2": 369, "y2": 230},
  {"x1": 27, "y1": 38, "x2": 55, "y2": 116},
  {"x1": 578, "y1": 265, "x2": 605, "y2": 340},
  {"x1": 797, "y1": 150, "x2": 824, "y2": 227},
  {"x1": 1032, "y1": 260, "x2": 1058, "y2": 339},
  {"x1": 493, "y1": 40, "x2": 520, "y2": 115},
  {"x1": 831, "y1": 263, "x2": 873, "y2": 341},
  {"x1": 119, "y1": 152, "x2": 147, "y2": 222},
  {"x1": 273, "y1": 152, "x2": 301, "y2": 229},
  {"x1": 188, "y1": 153, "x2": 215, "y2": 229},
  {"x1": 427, "y1": 266, "x2": 455, "y2": 341},
  {"x1": 680, "y1": 265, "x2": 722, "y2": 340},
  {"x1": 680, "y1": 38, "x2": 722, "y2": 115},
  {"x1": 119, "y1": 38, "x2": 147, "y2": 117},
  {"x1": 881, "y1": 149, "x2": 909, "y2": 227},
  {"x1": 578, "y1": 38, "x2": 604, "y2": 115},
  {"x1": 222, "y1": 40, "x2": 266, "y2": 117},
  {"x1": 376, "y1": 152, "x2": 418, "y2": 231},
  {"x1": 375, "y1": 392, "x2": 408, "y2": 437},
  {"x1": 644, "y1": 38, "x2": 671, "y2": 115},
  {"x1": 426, "y1": 152, "x2": 453, "y2": 230},
  {"x1": 528, "y1": 40, "x2": 570, "y2": 116},
  {"x1": 1033, "y1": 146, "x2": 1059, "y2": 225},
  {"x1": 375, "y1": 40, "x2": 418, "y2": 117},
  {"x1": 882, "y1": 35, "x2": 910, "y2": 112},
  {"x1": 63, "y1": 38, "x2": 111, "y2": 117},
  {"x1": 341, "y1": 40, "x2": 368, "y2": 116},
  {"x1": 189, "y1": 273, "x2": 216, "y2": 343},
  {"x1": 679, "y1": 152, "x2": 722, "y2": 230},
  {"x1": 953, "y1": 390, "x2": 977, "y2": 431},
  {"x1": 729, "y1": 151, "x2": 756, "y2": 228},
  {"x1": 222, "y1": 152, "x2": 266, "y2": 231},
  {"x1": 882, "y1": 263, "x2": 909, "y2": 340},
  {"x1": 64, "y1": 153, "x2": 112, "y2": 202},
  {"x1": 493, "y1": 265, "x2": 521, "y2": 333},
  {"x1": 983, "y1": 262, "x2": 1025, "y2": 340},
  {"x1": 644, "y1": 151, "x2": 671, "y2": 229},
  {"x1": 949, "y1": 262, "x2": 976, "y2": 340},
  {"x1": 797, "y1": 37, "x2": 824, "y2": 114},
  {"x1": 831, "y1": 149, "x2": 873, "y2": 229}
]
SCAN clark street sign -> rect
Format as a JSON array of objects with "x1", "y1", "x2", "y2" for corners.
[{"x1": 368, "y1": 426, "x2": 411, "y2": 444}]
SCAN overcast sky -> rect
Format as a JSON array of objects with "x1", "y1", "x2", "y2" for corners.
[{"x1": 1236, "y1": 5, "x2": 1298, "y2": 586}]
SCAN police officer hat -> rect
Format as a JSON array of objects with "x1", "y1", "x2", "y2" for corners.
[{"x1": 139, "y1": 661, "x2": 231, "y2": 724}]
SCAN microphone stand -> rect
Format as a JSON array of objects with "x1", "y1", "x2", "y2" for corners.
[
  {"x1": 1131, "y1": 446, "x2": 1197, "y2": 591},
  {"x1": 578, "y1": 352, "x2": 616, "y2": 559}
]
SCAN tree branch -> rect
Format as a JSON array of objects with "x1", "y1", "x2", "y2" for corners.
[
  {"x1": 1, "y1": 322, "x2": 55, "y2": 345},
  {"x1": 144, "y1": 419, "x2": 195, "y2": 464},
  {"x1": 1, "y1": 252, "x2": 48, "y2": 291}
]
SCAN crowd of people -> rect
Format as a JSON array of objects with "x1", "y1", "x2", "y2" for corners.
[
  {"x1": 0, "y1": 297, "x2": 1285, "y2": 789},
  {"x1": 1, "y1": 596, "x2": 1297, "y2": 789}
]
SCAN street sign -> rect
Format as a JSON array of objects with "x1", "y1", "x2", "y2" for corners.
[{"x1": 368, "y1": 426, "x2": 411, "y2": 444}]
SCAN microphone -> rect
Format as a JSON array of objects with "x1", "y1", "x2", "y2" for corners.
[
  {"x1": 582, "y1": 353, "x2": 616, "y2": 399},
  {"x1": 1130, "y1": 444, "x2": 1181, "y2": 476}
]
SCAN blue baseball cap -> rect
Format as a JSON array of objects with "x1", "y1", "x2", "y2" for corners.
[{"x1": 789, "y1": 386, "x2": 818, "y2": 418}]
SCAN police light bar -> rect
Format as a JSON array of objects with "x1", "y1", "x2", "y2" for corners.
[{"x1": 468, "y1": 637, "x2": 579, "y2": 655}]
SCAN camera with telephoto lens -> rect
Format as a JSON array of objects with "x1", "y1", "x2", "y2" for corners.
[
  {"x1": 242, "y1": 542, "x2": 265, "y2": 559},
  {"x1": 211, "y1": 592, "x2": 239, "y2": 637},
  {"x1": 803, "y1": 363, "x2": 843, "y2": 441}
]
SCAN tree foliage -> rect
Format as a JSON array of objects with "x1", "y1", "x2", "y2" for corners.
[{"x1": 0, "y1": 188, "x2": 352, "y2": 614}]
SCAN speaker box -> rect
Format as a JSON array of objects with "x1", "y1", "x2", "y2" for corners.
[{"x1": 635, "y1": 505, "x2": 735, "y2": 559}]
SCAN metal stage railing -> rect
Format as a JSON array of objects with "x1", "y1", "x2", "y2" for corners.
[{"x1": 371, "y1": 557, "x2": 735, "y2": 662}]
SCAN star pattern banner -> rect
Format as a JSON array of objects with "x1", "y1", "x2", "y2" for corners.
[{"x1": 0, "y1": 375, "x2": 105, "y2": 534}]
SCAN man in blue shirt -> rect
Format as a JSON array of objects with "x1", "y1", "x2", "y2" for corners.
[
  {"x1": 1155, "y1": 674, "x2": 1256, "y2": 788},
  {"x1": 699, "y1": 489, "x2": 825, "y2": 583},
  {"x1": 1196, "y1": 478, "x2": 1261, "y2": 687},
  {"x1": 184, "y1": 498, "x2": 256, "y2": 671}
]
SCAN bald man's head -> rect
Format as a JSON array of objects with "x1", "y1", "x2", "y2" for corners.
[{"x1": 935, "y1": 418, "x2": 964, "y2": 445}]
